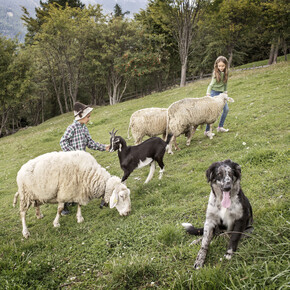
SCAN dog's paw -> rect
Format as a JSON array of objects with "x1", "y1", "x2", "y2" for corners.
[{"x1": 193, "y1": 261, "x2": 203, "y2": 269}]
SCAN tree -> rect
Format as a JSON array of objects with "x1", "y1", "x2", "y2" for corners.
[
  {"x1": 100, "y1": 17, "x2": 165, "y2": 105},
  {"x1": 148, "y1": 0, "x2": 204, "y2": 87},
  {"x1": 0, "y1": 37, "x2": 34, "y2": 136},
  {"x1": 113, "y1": 4, "x2": 130, "y2": 18},
  {"x1": 259, "y1": 0, "x2": 290, "y2": 64},
  {"x1": 193, "y1": 0, "x2": 259, "y2": 68},
  {"x1": 33, "y1": 4, "x2": 101, "y2": 113},
  {"x1": 22, "y1": 0, "x2": 85, "y2": 44}
]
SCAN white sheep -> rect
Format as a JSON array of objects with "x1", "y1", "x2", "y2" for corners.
[
  {"x1": 127, "y1": 108, "x2": 168, "y2": 144},
  {"x1": 166, "y1": 93, "x2": 234, "y2": 154},
  {"x1": 13, "y1": 151, "x2": 131, "y2": 238}
]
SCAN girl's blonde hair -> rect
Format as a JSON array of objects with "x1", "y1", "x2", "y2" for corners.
[{"x1": 213, "y1": 56, "x2": 228, "y2": 83}]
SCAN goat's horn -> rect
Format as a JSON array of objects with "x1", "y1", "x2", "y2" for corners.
[{"x1": 109, "y1": 128, "x2": 115, "y2": 136}]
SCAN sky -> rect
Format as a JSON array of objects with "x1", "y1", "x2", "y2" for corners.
[{"x1": 82, "y1": 0, "x2": 148, "y2": 15}]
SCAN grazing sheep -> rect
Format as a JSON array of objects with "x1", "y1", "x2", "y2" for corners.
[
  {"x1": 166, "y1": 93, "x2": 234, "y2": 154},
  {"x1": 127, "y1": 107, "x2": 168, "y2": 144},
  {"x1": 110, "y1": 129, "x2": 172, "y2": 184},
  {"x1": 13, "y1": 151, "x2": 131, "y2": 238}
]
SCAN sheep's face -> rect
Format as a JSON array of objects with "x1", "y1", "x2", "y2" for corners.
[{"x1": 109, "y1": 184, "x2": 131, "y2": 216}]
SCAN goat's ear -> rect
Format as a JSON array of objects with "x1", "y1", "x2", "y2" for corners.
[{"x1": 109, "y1": 189, "x2": 118, "y2": 208}]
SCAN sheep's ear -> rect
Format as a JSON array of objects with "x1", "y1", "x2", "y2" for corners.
[
  {"x1": 109, "y1": 189, "x2": 118, "y2": 208},
  {"x1": 227, "y1": 97, "x2": 234, "y2": 103}
]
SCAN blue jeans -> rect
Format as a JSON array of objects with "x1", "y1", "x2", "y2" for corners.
[{"x1": 205, "y1": 90, "x2": 229, "y2": 131}]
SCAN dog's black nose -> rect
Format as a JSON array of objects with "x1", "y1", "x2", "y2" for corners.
[{"x1": 223, "y1": 185, "x2": 231, "y2": 192}]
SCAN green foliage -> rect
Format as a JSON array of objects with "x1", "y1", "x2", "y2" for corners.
[{"x1": 0, "y1": 61, "x2": 288, "y2": 288}]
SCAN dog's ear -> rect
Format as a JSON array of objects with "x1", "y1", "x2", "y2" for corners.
[
  {"x1": 225, "y1": 159, "x2": 241, "y2": 180},
  {"x1": 232, "y1": 162, "x2": 241, "y2": 180},
  {"x1": 206, "y1": 162, "x2": 219, "y2": 183}
]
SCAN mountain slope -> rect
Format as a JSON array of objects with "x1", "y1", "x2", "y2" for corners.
[{"x1": 0, "y1": 0, "x2": 147, "y2": 41}]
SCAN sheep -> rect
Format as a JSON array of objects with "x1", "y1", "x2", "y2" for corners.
[
  {"x1": 13, "y1": 151, "x2": 131, "y2": 238},
  {"x1": 127, "y1": 107, "x2": 168, "y2": 144},
  {"x1": 109, "y1": 129, "x2": 172, "y2": 184},
  {"x1": 166, "y1": 93, "x2": 234, "y2": 154}
]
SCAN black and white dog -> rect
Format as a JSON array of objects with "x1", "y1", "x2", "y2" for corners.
[{"x1": 182, "y1": 159, "x2": 253, "y2": 269}]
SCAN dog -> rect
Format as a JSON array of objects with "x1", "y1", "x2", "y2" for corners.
[{"x1": 182, "y1": 159, "x2": 253, "y2": 269}]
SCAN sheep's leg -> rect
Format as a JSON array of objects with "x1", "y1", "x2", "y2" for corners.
[
  {"x1": 174, "y1": 136, "x2": 181, "y2": 151},
  {"x1": 186, "y1": 126, "x2": 197, "y2": 146},
  {"x1": 21, "y1": 210, "x2": 30, "y2": 238},
  {"x1": 76, "y1": 204, "x2": 84, "y2": 223},
  {"x1": 34, "y1": 202, "x2": 44, "y2": 219},
  {"x1": 209, "y1": 124, "x2": 214, "y2": 139},
  {"x1": 144, "y1": 162, "x2": 156, "y2": 184},
  {"x1": 53, "y1": 203, "x2": 64, "y2": 228}
]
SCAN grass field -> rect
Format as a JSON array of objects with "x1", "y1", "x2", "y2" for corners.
[{"x1": 0, "y1": 61, "x2": 289, "y2": 289}]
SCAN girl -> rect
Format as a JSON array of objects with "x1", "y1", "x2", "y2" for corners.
[{"x1": 204, "y1": 56, "x2": 229, "y2": 137}]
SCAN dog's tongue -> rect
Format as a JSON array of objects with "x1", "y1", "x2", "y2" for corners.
[{"x1": 221, "y1": 191, "x2": 231, "y2": 208}]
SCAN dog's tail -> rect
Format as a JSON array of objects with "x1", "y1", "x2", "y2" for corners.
[
  {"x1": 13, "y1": 192, "x2": 19, "y2": 207},
  {"x1": 182, "y1": 223, "x2": 204, "y2": 236}
]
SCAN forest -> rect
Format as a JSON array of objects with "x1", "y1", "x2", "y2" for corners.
[{"x1": 0, "y1": 0, "x2": 288, "y2": 137}]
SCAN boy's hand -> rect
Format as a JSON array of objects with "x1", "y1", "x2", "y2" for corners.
[{"x1": 105, "y1": 145, "x2": 110, "y2": 151}]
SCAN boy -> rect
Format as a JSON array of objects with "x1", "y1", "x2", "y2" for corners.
[{"x1": 60, "y1": 102, "x2": 109, "y2": 215}]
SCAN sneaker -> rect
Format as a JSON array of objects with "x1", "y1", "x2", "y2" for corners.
[
  {"x1": 204, "y1": 131, "x2": 215, "y2": 137},
  {"x1": 217, "y1": 127, "x2": 229, "y2": 132},
  {"x1": 61, "y1": 209, "x2": 70, "y2": 216}
]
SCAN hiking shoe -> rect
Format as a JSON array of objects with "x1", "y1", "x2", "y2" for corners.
[
  {"x1": 204, "y1": 131, "x2": 215, "y2": 138},
  {"x1": 61, "y1": 209, "x2": 70, "y2": 216},
  {"x1": 217, "y1": 127, "x2": 229, "y2": 132}
]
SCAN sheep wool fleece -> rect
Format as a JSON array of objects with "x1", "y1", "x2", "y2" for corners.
[{"x1": 16, "y1": 151, "x2": 111, "y2": 211}]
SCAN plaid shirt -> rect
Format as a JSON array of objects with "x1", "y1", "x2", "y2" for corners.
[{"x1": 60, "y1": 121, "x2": 106, "y2": 152}]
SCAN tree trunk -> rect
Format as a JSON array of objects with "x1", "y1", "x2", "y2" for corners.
[
  {"x1": 282, "y1": 39, "x2": 288, "y2": 61},
  {"x1": 46, "y1": 55, "x2": 64, "y2": 114},
  {"x1": 0, "y1": 103, "x2": 9, "y2": 137},
  {"x1": 62, "y1": 76, "x2": 69, "y2": 112},
  {"x1": 228, "y1": 49, "x2": 233, "y2": 67},
  {"x1": 268, "y1": 43, "x2": 275, "y2": 65},
  {"x1": 273, "y1": 37, "x2": 280, "y2": 64},
  {"x1": 41, "y1": 93, "x2": 44, "y2": 123},
  {"x1": 180, "y1": 60, "x2": 187, "y2": 87}
]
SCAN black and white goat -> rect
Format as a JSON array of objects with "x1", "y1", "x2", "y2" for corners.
[{"x1": 109, "y1": 129, "x2": 172, "y2": 184}]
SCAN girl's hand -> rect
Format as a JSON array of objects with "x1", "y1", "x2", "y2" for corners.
[
  {"x1": 105, "y1": 145, "x2": 110, "y2": 152},
  {"x1": 206, "y1": 93, "x2": 210, "y2": 96}
]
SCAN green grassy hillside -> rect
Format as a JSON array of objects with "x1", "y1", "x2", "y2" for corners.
[{"x1": 0, "y1": 61, "x2": 289, "y2": 289}]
